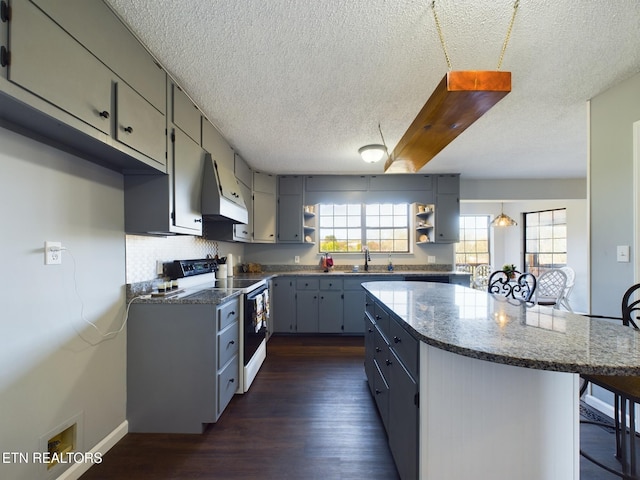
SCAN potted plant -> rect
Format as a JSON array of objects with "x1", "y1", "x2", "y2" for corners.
[{"x1": 502, "y1": 263, "x2": 517, "y2": 279}]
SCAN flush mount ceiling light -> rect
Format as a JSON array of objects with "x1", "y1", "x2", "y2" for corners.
[
  {"x1": 490, "y1": 203, "x2": 518, "y2": 227},
  {"x1": 384, "y1": 1, "x2": 519, "y2": 173},
  {"x1": 358, "y1": 144, "x2": 386, "y2": 163},
  {"x1": 359, "y1": 123, "x2": 389, "y2": 163}
]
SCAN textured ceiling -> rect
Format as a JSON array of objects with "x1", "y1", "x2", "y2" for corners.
[{"x1": 104, "y1": 0, "x2": 640, "y2": 179}]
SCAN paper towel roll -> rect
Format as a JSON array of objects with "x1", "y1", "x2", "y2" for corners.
[{"x1": 227, "y1": 253, "x2": 234, "y2": 277}]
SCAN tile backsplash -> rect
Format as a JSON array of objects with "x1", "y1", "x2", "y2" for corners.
[{"x1": 125, "y1": 234, "x2": 221, "y2": 283}]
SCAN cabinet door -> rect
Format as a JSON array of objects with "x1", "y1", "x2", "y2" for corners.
[
  {"x1": 234, "y1": 154, "x2": 253, "y2": 189},
  {"x1": 32, "y1": 0, "x2": 166, "y2": 112},
  {"x1": 388, "y1": 349, "x2": 418, "y2": 480},
  {"x1": 278, "y1": 175, "x2": 303, "y2": 194},
  {"x1": 272, "y1": 278, "x2": 296, "y2": 333},
  {"x1": 253, "y1": 190, "x2": 276, "y2": 243},
  {"x1": 202, "y1": 119, "x2": 234, "y2": 171},
  {"x1": 254, "y1": 172, "x2": 277, "y2": 194},
  {"x1": 318, "y1": 291, "x2": 343, "y2": 333},
  {"x1": 172, "y1": 84, "x2": 201, "y2": 144},
  {"x1": 172, "y1": 129, "x2": 205, "y2": 234},
  {"x1": 116, "y1": 81, "x2": 166, "y2": 165},
  {"x1": 343, "y1": 290, "x2": 366, "y2": 334},
  {"x1": 278, "y1": 194, "x2": 303, "y2": 242},
  {"x1": 435, "y1": 193, "x2": 460, "y2": 243},
  {"x1": 9, "y1": 0, "x2": 112, "y2": 134},
  {"x1": 295, "y1": 291, "x2": 319, "y2": 333},
  {"x1": 233, "y1": 180, "x2": 252, "y2": 241},
  {"x1": 436, "y1": 174, "x2": 460, "y2": 194}
]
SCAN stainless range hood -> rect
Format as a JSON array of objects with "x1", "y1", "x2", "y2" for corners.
[{"x1": 201, "y1": 153, "x2": 248, "y2": 224}]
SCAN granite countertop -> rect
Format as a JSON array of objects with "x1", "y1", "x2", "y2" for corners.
[
  {"x1": 362, "y1": 281, "x2": 640, "y2": 376},
  {"x1": 127, "y1": 271, "x2": 469, "y2": 306}
]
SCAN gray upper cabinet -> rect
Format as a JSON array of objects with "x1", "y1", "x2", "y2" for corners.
[
  {"x1": 4, "y1": 0, "x2": 166, "y2": 172},
  {"x1": 123, "y1": 78, "x2": 205, "y2": 236},
  {"x1": 172, "y1": 128, "x2": 205, "y2": 234},
  {"x1": 202, "y1": 119, "x2": 234, "y2": 172},
  {"x1": 116, "y1": 81, "x2": 166, "y2": 162},
  {"x1": 9, "y1": 0, "x2": 113, "y2": 135},
  {"x1": 31, "y1": 0, "x2": 165, "y2": 112},
  {"x1": 434, "y1": 174, "x2": 460, "y2": 243},
  {"x1": 277, "y1": 176, "x2": 304, "y2": 243},
  {"x1": 253, "y1": 172, "x2": 277, "y2": 243},
  {"x1": 369, "y1": 174, "x2": 433, "y2": 191},
  {"x1": 233, "y1": 154, "x2": 252, "y2": 242},
  {"x1": 305, "y1": 175, "x2": 367, "y2": 191},
  {"x1": 172, "y1": 85, "x2": 201, "y2": 144}
]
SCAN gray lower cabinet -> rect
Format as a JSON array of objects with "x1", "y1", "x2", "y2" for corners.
[
  {"x1": 272, "y1": 277, "x2": 296, "y2": 332},
  {"x1": 365, "y1": 293, "x2": 419, "y2": 480},
  {"x1": 273, "y1": 275, "x2": 405, "y2": 334},
  {"x1": 319, "y1": 278, "x2": 343, "y2": 333},
  {"x1": 127, "y1": 298, "x2": 240, "y2": 433},
  {"x1": 295, "y1": 278, "x2": 319, "y2": 332}
]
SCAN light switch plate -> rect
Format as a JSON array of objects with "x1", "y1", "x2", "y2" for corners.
[{"x1": 617, "y1": 245, "x2": 630, "y2": 263}]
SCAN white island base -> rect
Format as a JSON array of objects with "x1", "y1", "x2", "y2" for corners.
[{"x1": 420, "y1": 343, "x2": 579, "y2": 480}]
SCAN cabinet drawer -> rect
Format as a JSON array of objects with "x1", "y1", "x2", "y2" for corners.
[
  {"x1": 374, "y1": 326, "x2": 390, "y2": 378},
  {"x1": 218, "y1": 321, "x2": 239, "y2": 367},
  {"x1": 390, "y1": 319, "x2": 419, "y2": 380},
  {"x1": 319, "y1": 278, "x2": 343, "y2": 291},
  {"x1": 365, "y1": 295, "x2": 376, "y2": 319},
  {"x1": 296, "y1": 278, "x2": 319, "y2": 290},
  {"x1": 218, "y1": 298, "x2": 240, "y2": 330},
  {"x1": 374, "y1": 303, "x2": 390, "y2": 339},
  {"x1": 373, "y1": 361, "x2": 389, "y2": 431},
  {"x1": 217, "y1": 354, "x2": 239, "y2": 418}
]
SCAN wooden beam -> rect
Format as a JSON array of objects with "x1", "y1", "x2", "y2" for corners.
[{"x1": 384, "y1": 70, "x2": 511, "y2": 173}]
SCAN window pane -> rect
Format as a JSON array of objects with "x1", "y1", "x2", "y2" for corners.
[
  {"x1": 524, "y1": 209, "x2": 567, "y2": 273},
  {"x1": 319, "y1": 203, "x2": 409, "y2": 253},
  {"x1": 456, "y1": 215, "x2": 490, "y2": 267}
]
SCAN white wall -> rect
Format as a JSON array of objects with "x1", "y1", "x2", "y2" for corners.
[
  {"x1": 0, "y1": 127, "x2": 126, "y2": 479},
  {"x1": 590, "y1": 71, "x2": 640, "y2": 314}
]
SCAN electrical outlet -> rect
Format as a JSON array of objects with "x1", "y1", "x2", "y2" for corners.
[
  {"x1": 294, "y1": 256, "x2": 300, "y2": 264},
  {"x1": 427, "y1": 255, "x2": 436, "y2": 264},
  {"x1": 45, "y1": 241, "x2": 62, "y2": 265},
  {"x1": 156, "y1": 260, "x2": 164, "y2": 275}
]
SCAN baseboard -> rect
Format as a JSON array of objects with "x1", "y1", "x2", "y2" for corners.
[
  {"x1": 584, "y1": 393, "x2": 640, "y2": 433},
  {"x1": 56, "y1": 420, "x2": 128, "y2": 480}
]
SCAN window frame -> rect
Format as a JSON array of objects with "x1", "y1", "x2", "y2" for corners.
[
  {"x1": 523, "y1": 208, "x2": 567, "y2": 276},
  {"x1": 455, "y1": 215, "x2": 491, "y2": 267},
  {"x1": 317, "y1": 203, "x2": 410, "y2": 253}
]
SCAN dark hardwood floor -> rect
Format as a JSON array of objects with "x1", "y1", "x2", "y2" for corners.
[
  {"x1": 81, "y1": 334, "x2": 626, "y2": 480},
  {"x1": 80, "y1": 335, "x2": 399, "y2": 480}
]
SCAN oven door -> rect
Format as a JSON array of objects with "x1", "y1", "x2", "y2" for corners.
[{"x1": 244, "y1": 286, "x2": 267, "y2": 365}]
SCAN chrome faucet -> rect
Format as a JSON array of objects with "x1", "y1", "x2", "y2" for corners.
[{"x1": 363, "y1": 247, "x2": 371, "y2": 272}]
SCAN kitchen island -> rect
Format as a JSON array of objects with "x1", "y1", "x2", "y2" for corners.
[{"x1": 362, "y1": 281, "x2": 640, "y2": 480}]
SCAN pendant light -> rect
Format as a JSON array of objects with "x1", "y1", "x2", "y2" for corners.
[
  {"x1": 490, "y1": 203, "x2": 518, "y2": 227},
  {"x1": 384, "y1": 1, "x2": 519, "y2": 173}
]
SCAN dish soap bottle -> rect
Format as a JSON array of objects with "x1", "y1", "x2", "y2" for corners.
[{"x1": 387, "y1": 254, "x2": 394, "y2": 272}]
